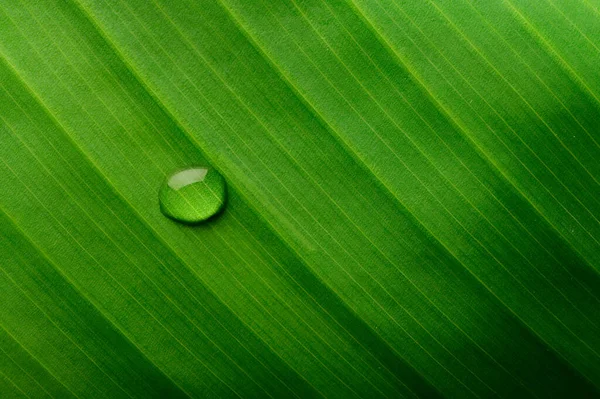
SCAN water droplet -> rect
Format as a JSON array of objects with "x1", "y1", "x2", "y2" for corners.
[{"x1": 159, "y1": 166, "x2": 226, "y2": 224}]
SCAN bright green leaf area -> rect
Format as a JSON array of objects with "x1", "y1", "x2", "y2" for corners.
[{"x1": 1, "y1": 0, "x2": 600, "y2": 397}]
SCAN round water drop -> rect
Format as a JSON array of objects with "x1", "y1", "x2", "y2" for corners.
[{"x1": 159, "y1": 166, "x2": 226, "y2": 224}]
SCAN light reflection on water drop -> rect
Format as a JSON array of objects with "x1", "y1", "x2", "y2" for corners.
[{"x1": 159, "y1": 166, "x2": 226, "y2": 224}]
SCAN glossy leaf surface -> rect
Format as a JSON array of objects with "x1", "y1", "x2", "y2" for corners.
[{"x1": 1, "y1": 0, "x2": 599, "y2": 397}]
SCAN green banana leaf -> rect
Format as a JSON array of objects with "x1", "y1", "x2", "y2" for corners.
[{"x1": 1, "y1": 0, "x2": 600, "y2": 397}]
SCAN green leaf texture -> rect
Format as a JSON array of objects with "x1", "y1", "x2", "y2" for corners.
[{"x1": 1, "y1": 0, "x2": 600, "y2": 397}]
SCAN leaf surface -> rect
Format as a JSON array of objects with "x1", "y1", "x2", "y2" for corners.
[{"x1": 1, "y1": 0, "x2": 599, "y2": 397}]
